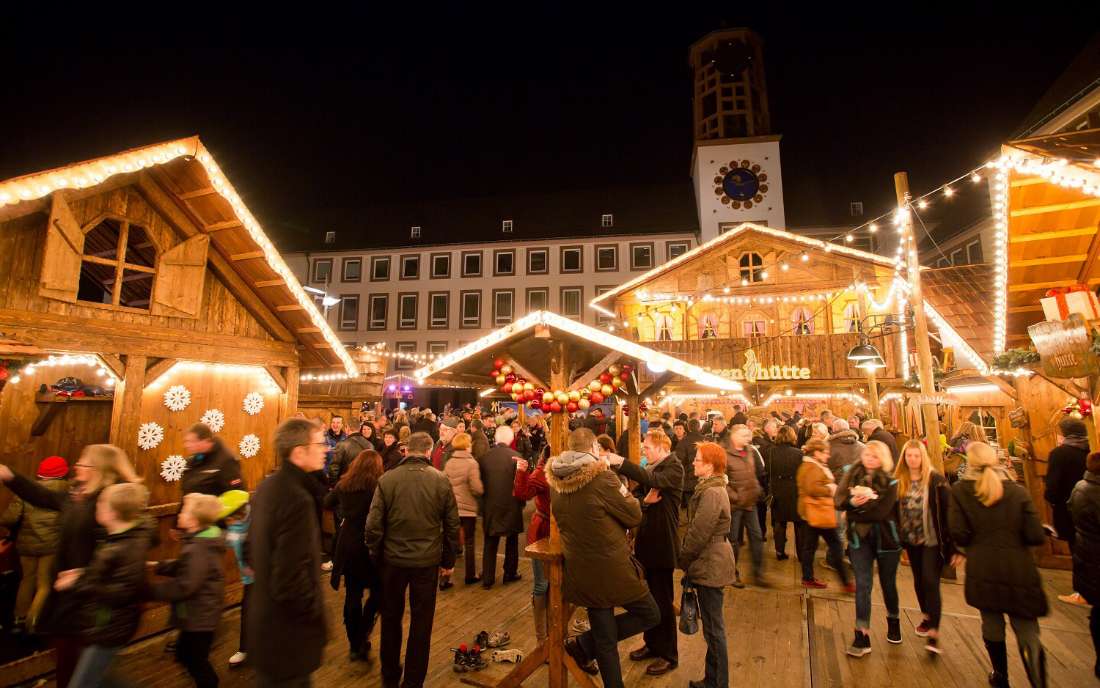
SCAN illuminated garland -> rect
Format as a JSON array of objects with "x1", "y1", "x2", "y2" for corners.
[{"x1": 488, "y1": 358, "x2": 635, "y2": 414}]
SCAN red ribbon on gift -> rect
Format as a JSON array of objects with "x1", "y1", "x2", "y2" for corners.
[{"x1": 1044, "y1": 284, "x2": 1099, "y2": 320}]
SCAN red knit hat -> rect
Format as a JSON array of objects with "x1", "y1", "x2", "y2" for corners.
[{"x1": 37, "y1": 456, "x2": 69, "y2": 479}]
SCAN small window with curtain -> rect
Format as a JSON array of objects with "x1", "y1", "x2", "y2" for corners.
[
  {"x1": 791, "y1": 307, "x2": 814, "y2": 335},
  {"x1": 742, "y1": 319, "x2": 766, "y2": 338},
  {"x1": 843, "y1": 302, "x2": 861, "y2": 333},
  {"x1": 700, "y1": 312, "x2": 719, "y2": 338},
  {"x1": 656, "y1": 313, "x2": 674, "y2": 341}
]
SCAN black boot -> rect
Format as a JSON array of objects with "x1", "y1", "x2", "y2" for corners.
[
  {"x1": 1019, "y1": 646, "x2": 1047, "y2": 688},
  {"x1": 984, "y1": 639, "x2": 1009, "y2": 687}
]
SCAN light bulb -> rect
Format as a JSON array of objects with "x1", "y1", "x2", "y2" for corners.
[{"x1": 868, "y1": 223, "x2": 878, "y2": 233}]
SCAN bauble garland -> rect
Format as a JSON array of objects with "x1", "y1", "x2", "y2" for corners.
[{"x1": 488, "y1": 358, "x2": 635, "y2": 414}]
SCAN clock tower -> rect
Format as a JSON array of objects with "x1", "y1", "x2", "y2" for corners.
[{"x1": 690, "y1": 29, "x2": 786, "y2": 242}]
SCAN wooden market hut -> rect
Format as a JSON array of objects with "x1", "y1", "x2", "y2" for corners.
[
  {"x1": 0, "y1": 137, "x2": 357, "y2": 680},
  {"x1": 410, "y1": 308, "x2": 739, "y2": 688}
]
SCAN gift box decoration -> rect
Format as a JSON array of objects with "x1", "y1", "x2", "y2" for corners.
[{"x1": 1040, "y1": 285, "x2": 1100, "y2": 322}]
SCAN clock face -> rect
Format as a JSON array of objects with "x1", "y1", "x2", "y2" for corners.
[
  {"x1": 713, "y1": 160, "x2": 770, "y2": 209},
  {"x1": 722, "y1": 168, "x2": 759, "y2": 201}
]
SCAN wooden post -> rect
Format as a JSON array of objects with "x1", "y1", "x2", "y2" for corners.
[
  {"x1": 628, "y1": 391, "x2": 641, "y2": 464},
  {"x1": 896, "y1": 172, "x2": 944, "y2": 471},
  {"x1": 109, "y1": 354, "x2": 147, "y2": 455}
]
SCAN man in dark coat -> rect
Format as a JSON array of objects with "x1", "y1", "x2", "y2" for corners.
[
  {"x1": 673, "y1": 419, "x2": 704, "y2": 508},
  {"x1": 365, "y1": 432, "x2": 460, "y2": 688},
  {"x1": 479, "y1": 426, "x2": 525, "y2": 588},
  {"x1": 181, "y1": 423, "x2": 244, "y2": 497},
  {"x1": 610, "y1": 429, "x2": 683, "y2": 676},
  {"x1": 753, "y1": 419, "x2": 779, "y2": 537},
  {"x1": 247, "y1": 418, "x2": 328, "y2": 687},
  {"x1": 331, "y1": 421, "x2": 375, "y2": 485},
  {"x1": 411, "y1": 410, "x2": 438, "y2": 442},
  {"x1": 860, "y1": 419, "x2": 898, "y2": 462},
  {"x1": 1046, "y1": 416, "x2": 1090, "y2": 606},
  {"x1": 730, "y1": 404, "x2": 748, "y2": 427},
  {"x1": 705, "y1": 415, "x2": 729, "y2": 444},
  {"x1": 725, "y1": 426, "x2": 764, "y2": 586},
  {"x1": 323, "y1": 416, "x2": 348, "y2": 481},
  {"x1": 1068, "y1": 451, "x2": 1100, "y2": 677}
]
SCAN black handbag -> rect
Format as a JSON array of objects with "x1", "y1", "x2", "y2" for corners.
[{"x1": 678, "y1": 581, "x2": 700, "y2": 635}]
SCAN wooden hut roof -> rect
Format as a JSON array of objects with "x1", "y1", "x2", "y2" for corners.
[
  {"x1": 0, "y1": 137, "x2": 357, "y2": 375},
  {"x1": 921, "y1": 264, "x2": 997, "y2": 365}
]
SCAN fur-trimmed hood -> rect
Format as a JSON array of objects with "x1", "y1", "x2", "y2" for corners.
[{"x1": 545, "y1": 455, "x2": 606, "y2": 494}]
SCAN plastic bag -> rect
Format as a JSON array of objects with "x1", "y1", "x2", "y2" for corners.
[{"x1": 678, "y1": 581, "x2": 700, "y2": 635}]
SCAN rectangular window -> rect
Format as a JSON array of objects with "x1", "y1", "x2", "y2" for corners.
[
  {"x1": 395, "y1": 342, "x2": 416, "y2": 371},
  {"x1": 430, "y1": 252, "x2": 451, "y2": 279},
  {"x1": 341, "y1": 258, "x2": 361, "y2": 282},
  {"x1": 312, "y1": 259, "x2": 332, "y2": 284},
  {"x1": 461, "y1": 290, "x2": 481, "y2": 328},
  {"x1": 410, "y1": 226, "x2": 421, "y2": 239},
  {"x1": 494, "y1": 249, "x2": 515, "y2": 276},
  {"x1": 527, "y1": 248, "x2": 548, "y2": 275},
  {"x1": 743, "y1": 320, "x2": 765, "y2": 338},
  {"x1": 950, "y1": 248, "x2": 963, "y2": 266},
  {"x1": 324, "y1": 231, "x2": 336, "y2": 245},
  {"x1": 595, "y1": 244, "x2": 618, "y2": 271},
  {"x1": 398, "y1": 292, "x2": 418, "y2": 329},
  {"x1": 368, "y1": 294, "x2": 388, "y2": 330},
  {"x1": 462, "y1": 251, "x2": 482, "y2": 277},
  {"x1": 666, "y1": 241, "x2": 690, "y2": 260},
  {"x1": 429, "y1": 292, "x2": 449, "y2": 328},
  {"x1": 370, "y1": 256, "x2": 390, "y2": 281},
  {"x1": 560, "y1": 287, "x2": 582, "y2": 320},
  {"x1": 502, "y1": 219, "x2": 513, "y2": 233},
  {"x1": 339, "y1": 294, "x2": 359, "y2": 330},
  {"x1": 560, "y1": 246, "x2": 582, "y2": 273},
  {"x1": 595, "y1": 286, "x2": 615, "y2": 325},
  {"x1": 493, "y1": 289, "x2": 515, "y2": 326},
  {"x1": 427, "y1": 341, "x2": 447, "y2": 357},
  {"x1": 849, "y1": 201, "x2": 864, "y2": 217},
  {"x1": 400, "y1": 254, "x2": 420, "y2": 280},
  {"x1": 966, "y1": 240, "x2": 983, "y2": 264},
  {"x1": 526, "y1": 287, "x2": 549, "y2": 313},
  {"x1": 630, "y1": 242, "x2": 654, "y2": 270},
  {"x1": 601, "y1": 214, "x2": 614, "y2": 228}
]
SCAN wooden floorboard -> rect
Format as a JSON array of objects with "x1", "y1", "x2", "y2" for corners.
[{"x1": 18, "y1": 524, "x2": 1096, "y2": 687}]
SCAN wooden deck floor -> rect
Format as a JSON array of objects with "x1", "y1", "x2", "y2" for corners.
[{"x1": 24, "y1": 529, "x2": 1097, "y2": 687}]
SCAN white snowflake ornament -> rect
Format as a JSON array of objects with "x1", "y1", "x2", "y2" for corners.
[
  {"x1": 199, "y1": 409, "x2": 225, "y2": 433},
  {"x1": 137, "y1": 422, "x2": 165, "y2": 450},
  {"x1": 160, "y1": 455, "x2": 187, "y2": 482},
  {"x1": 239, "y1": 434, "x2": 260, "y2": 458},
  {"x1": 163, "y1": 385, "x2": 192, "y2": 412},
  {"x1": 242, "y1": 392, "x2": 264, "y2": 416}
]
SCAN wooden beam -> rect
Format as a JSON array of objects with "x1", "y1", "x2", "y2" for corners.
[
  {"x1": 177, "y1": 187, "x2": 217, "y2": 200},
  {"x1": 1010, "y1": 198, "x2": 1100, "y2": 217},
  {"x1": 230, "y1": 250, "x2": 265, "y2": 261},
  {"x1": 312, "y1": 343, "x2": 333, "y2": 349},
  {"x1": 566, "y1": 351, "x2": 620, "y2": 391},
  {"x1": 639, "y1": 371, "x2": 676, "y2": 400},
  {"x1": 1007, "y1": 304, "x2": 1044, "y2": 314},
  {"x1": 1009, "y1": 254, "x2": 1088, "y2": 268},
  {"x1": 205, "y1": 219, "x2": 243, "y2": 232},
  {"x1": 254, "y1": 279, "x2": 285, "y2": 288},
  {"x1": 110, "y1": 355, "x2": 147, "y2": 449},
  {"x1": 144, "y1": 358, "x2": 178, "y2": 388},
  {"x1": 1010, "y1": 226, "x2": 1097, "y2": 243},
  {"x1": 1077, "y1": 221, "x2": 1100, "y2": 284},
  {"x1": 1008, "y1": 279, "x2": 1079, "y2": 292},
  {"x1": 265, "y1": 365, "x2": 288, "y2": 393},
  {"x1": 281, "y1": 365, "x2": 300, "y2": 423},
  {"x1": 276, "y1": 304, "x2": 304, "y2": 312},
  {"x1": 97, "y1": 353, "x2": 125, "y2": 380},
  {"x1": 297, "y1": 326, "x2": 321, "y2": 333}
]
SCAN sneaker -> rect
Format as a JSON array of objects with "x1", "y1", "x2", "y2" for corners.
[
  {"x1": 914, "y1": 620, "x2": 932, "y2": 638},
  {"x1": 1058, "y1": 592, "x2": 1091, "y2": 607},
  {"x1": 321, "y1": 561, "x2": 334, "y2": 572},
  {"x1": 466, "y1": 645, "x2": 488, "y2": 671},
  {"x1": 887, "y1": 618, "x2": 902, "y2": 644},
  {"x1": 452, "y1": 644, "x2": 471, "y2": 673},
  {"x1": 228, "y1": 651, "x2": 247, "y2": 667},
  {"x1": 801, "y1": 579, "x2": 827, "y2": 589},
  {"x1": 925, "y1": 637, "x2": 942, "y2": 655},
  {"x1": 846, "y1": 631, "x2": 872, "y2": 657}
]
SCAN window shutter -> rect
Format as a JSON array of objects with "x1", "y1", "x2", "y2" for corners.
[
  {"x1": 38, "y1": 193, "x2": 85, "y2": 302},
  {"x1": 151, "y1": 234, "x2": 209, "y2": 318}
]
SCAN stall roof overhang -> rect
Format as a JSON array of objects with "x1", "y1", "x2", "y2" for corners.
[
  {"x1": 413, "y1": 310, "x2": 741, "y2": 392},
  {"x1": 0, "y1": 136, "x2": 357, "y2": 375},
  {"x1": 589, "y1": 221, "x2": 904, "y2": 314}
]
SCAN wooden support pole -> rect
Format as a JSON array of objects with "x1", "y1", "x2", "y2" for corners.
[
  {"x1": 110, "y1": 355, "x2": 147, "y2": 454},
  {"x1": 628, "y1": 392, "x2": 641, "y2": 464},
  {"x1": 896, "y1": 172, "x2": 944, "y2": 471}
]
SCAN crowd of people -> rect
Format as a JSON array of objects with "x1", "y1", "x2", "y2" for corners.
[{"x1": 0, "y1": 401, "x2": 1097, "y2": 688}]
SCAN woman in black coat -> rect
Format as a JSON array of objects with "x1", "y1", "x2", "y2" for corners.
[
  {"x1": 768, "y1": 425, "x2": 803, "y2": 561},
  {"x1": 0, "y1": 445, "x2": 140, "y2": 688},
  {"x1": 949, "y1": 442, "x2": 1048, "y2": 688},
  {"x1": 325, "y1": 449, "x2": 384, "y2": 661},
  {"x1": 1069, "y1": 451, "x2": 1100, "y2": 680}
]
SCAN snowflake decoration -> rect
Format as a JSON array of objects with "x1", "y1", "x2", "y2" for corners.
[
  {"x1": 163, "y1": 385, "x2": 192, "y2": 412},
  {"x1": 242, "y1": 392, "x2": 265, "y2": 416},
  {"x1": 199, "y1": 408, "x2": 225, "y2": 433},
  {"x1": 239, "y1": 434, "x2": 261, "y2": 458},
  {"x1": 160, "y1": 455, "x2": 187, "y2": 482},
  {"x1": 137, "y1": 422, "x2": 165, "y2": 451}
]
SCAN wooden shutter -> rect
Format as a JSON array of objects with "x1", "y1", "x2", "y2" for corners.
[
  {"x1": 38, "y1": 193, "x2": 85, "y2": 302},
  {"x1": 151, "y1": 234, "x2": 209, "y2": 318}
]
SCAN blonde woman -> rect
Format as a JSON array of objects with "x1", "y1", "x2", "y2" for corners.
[
  {"x1": 894, "y1": 440, "x2": 961, "y2": 655},
  {"x1": 443, "y1": 433, "x2": 484, "y2": 585},
  {"x1": 835, "y1": 440, "x2": 901, "y2": 657},
  {"x1": 0, "y1": 445, "x2": 140, "y2": 688},
  {"x1": 949, "y1": 442, "x2": 1048, "y2": 687},
  {"x1": 947, "y1": 421, "x2": 988, "y2": 481}
]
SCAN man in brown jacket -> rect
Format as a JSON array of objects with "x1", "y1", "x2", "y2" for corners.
[
  {"x1": 547, "y1": 428, "x2": 659, "y2": 688},
  {"x1": 724, "y1": 425, "x2": 765, "y2": 587}
]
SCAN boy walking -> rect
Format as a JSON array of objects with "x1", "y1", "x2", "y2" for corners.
[{"x1": 152, "y1": 493, "x2": 227, "y2": 688}]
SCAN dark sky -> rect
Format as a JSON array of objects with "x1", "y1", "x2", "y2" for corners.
[{"x1": 2, "y1": 8, "x2": 1096, "y2": 246}]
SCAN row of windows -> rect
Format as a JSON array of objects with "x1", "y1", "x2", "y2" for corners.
[
  {"x1": 334, "y1": 286, "x2": 615, "y2": 331},
  {"x1": 935, "y1": 240, "x2": 983, "y2": 268},
  {"x1": 310, "y1": 241, "x2": 692, "y2": 284},
  {"x1": 646, "y1": 304, "x2": 864, "y2": 341}
]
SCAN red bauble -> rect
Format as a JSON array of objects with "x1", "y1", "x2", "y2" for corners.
[
  {"x1": 567, "y1": 401, "x2": 578, "y2": 413},
  {"x1": 541, "y1": 402, "x2": 553, "y2": 413},
  {"x1": 525, "y1": 390, "x2": 536, "y2": 401},
  {"x1": 505, "y1": 373, "x2": 517, "y2": 383},
  {"x1": 0, "y1": 366, "x2": 7, "y2": 382},
  {"x1": 501, "y1": 382, "x2": 513, "y2": 394},
  {"x1": 599, "y1": 372, "x2": 612, "y2": 384},
  {"x1": 590, "y1": 391, "x2": 605, "y2": 404},
  {"x1": 490, "y1": 369, "x2": 501, "y2": 379},
  {"x1": 621, "y1": 363, "x2": 634, "y2": 374},
  {"x1": 550, "y1": 401, "x2": 562, "y2": 413},
  {"x1": 493, "y1": 358, "x2": 505, "y2": 370},
  {"x1": 618, "y1": 373, "x2": 630, "y2": 385}
]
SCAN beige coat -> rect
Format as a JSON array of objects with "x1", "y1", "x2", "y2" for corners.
[{"x1": 444, "y1": 450, "x2": 484, "y2": 518}]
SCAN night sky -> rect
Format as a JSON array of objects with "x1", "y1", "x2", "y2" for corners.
[{"x1": 2, "y1": 9, "x2": 1095, "y2": 246}]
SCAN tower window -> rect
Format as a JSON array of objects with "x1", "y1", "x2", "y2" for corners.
[
  {"x1": 849, "y1": 202, "x2": 864, "y2": 217},
  {"x1": 410, "y1": 226, "x2": 421, "y2": 239},
  {"x1": 739, "y1": 252, "x2": 764, "y2": 282},
  {"x1": 502, "y1": 219, "x2": 513, "y2": 233},
  {"x1": 324, "y1": 231, "x2": 336, "y2": 245},
  {"x1": 601, "y1": 214, "x2": 614, "y2": 228}
]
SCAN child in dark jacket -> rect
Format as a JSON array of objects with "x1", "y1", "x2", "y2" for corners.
[
  {"x1": 56, "y1": 482, "x2": 152, "y2": 688},
  {"x1": 152, "y1": 493, "x2": 226, "y2": 688}
]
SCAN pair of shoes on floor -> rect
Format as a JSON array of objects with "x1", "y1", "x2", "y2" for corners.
[
  {"x1": 475, "y1": 630, "x2": 511, "y2": 649},
  {"x1": 628, "y1": 646, "x2": 675, "y2": 675},
  {"x1": 451, "y1": 644, "x2": 488, "y2": 672},
  {"x1": 564, "y1": 637, "x2": 598, "y2": 674}
]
